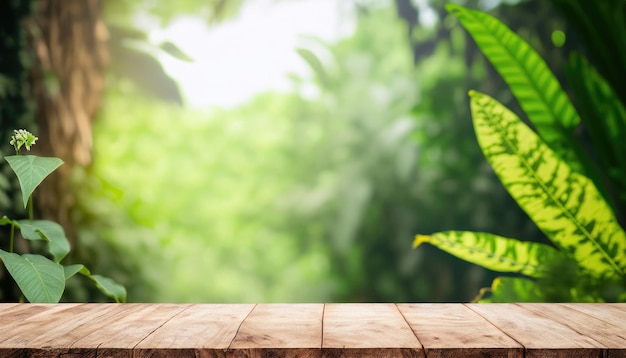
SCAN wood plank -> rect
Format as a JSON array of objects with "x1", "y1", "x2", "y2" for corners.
[
  {"x1": 0, "y1": 304, "x2": 82, "y2": 345},
  {"x1": 468, "y1": 303, "x2": 606, "y2": 358},
  {"x1": 398, "y1": 303, "x2": 523, "y2": 358},
  {"x1": 0, "y1": 304, "x2": 122, "y2": 358},
  {"x1": 0, "y1": 303, "x2": 58, "y2": 334},
  {"x1": 67, "y1": 304, "x2": 188, "y2": 357},
  {"x1": 0, "y1": 303, "x2": 624, "y2": 356},
  {"x1": 322, "y1": 303, "x2": 423, "y2": 358},
  {"x1": 521, "y1": 303, "x2": 626, "y2": 353},
  {"x1": 563, "y1": 303, "x2": 626, "y2": 330},
  {"x1": 0, "y1": 304, "x2": 99, "y2": 358},
  {"x1": 0, "y1": 303, "x2": 19, "y2": 314},
  {"x1": 228, "y1": 303, "x2": 323, "y2": 358},
  {"x1": 134, "y1": 304, "x2": 254, "y2": 358}
]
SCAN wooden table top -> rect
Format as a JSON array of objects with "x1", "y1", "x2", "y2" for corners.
[{"x1": 0, "y1": 303, "x2": 624, "y2": 357}]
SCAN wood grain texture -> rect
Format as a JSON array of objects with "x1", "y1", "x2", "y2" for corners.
[
  {"x1": 469, "y1": 303, "x2": 606, "y2": 358},
  {"x1": 398, "y1": 303, "x2": 523, "y2": 358},
  {"x1": 322, "y1": 303, "x2": 423, "y2": 358},
  {"x1": 563, "y1": 303, "x2": 626, "y2": 329},
  {"x1": 0, "y1": 304, "x2": 82, "y2": 343},
  {"x1": 71, "y1": 304, "x2": 188, "y2": 357},
  {"x1": 228, "y1": 303, "x2": 323, "y2": 357},
  {"x1": 0, "y1": 303, "x2": 625, "y2": 357},
  {"x1": 524, "y1": 303, "x2": 626, "y2": 357},
  {"x1": 0, "y1": 304, "x2": 94, "y2": 357},
  {"x1": 0, "y1": 303, "x2": 19, "y2": 314},
  {"x1": 134, "y1": 304, "x2": 254, "y2": 358}
]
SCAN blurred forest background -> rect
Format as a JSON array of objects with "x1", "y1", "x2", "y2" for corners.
[{"x1": 0, "y1": 0, "x2": 602, "y2": 302}]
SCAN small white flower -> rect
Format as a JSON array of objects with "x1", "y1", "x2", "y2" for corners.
[{"x1": 9, "y1": 129, "x2": 38, "y2": 152}]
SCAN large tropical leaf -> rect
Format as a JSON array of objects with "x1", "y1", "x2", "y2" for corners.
[
  {"x1": 446, "y1": 4, "x2": 584, "y2": 173},
  {"x1": 413, "y1": 231, "x2": 566, "y2": 278},
  {"x1": 470, "y1": 91, "x2": 626, "y2": 278},
  {"x1": 0, "y1": 250, "x2": 64, "y2": 303},
  {"x1": 4, "y1": 155, "x2": 63, "y2": 208}
]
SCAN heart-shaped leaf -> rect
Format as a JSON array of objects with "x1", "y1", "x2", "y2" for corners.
[
  {"x1": 0, "y1": 250, "x2": 65, "y2": 303},
  {"x1": 4, "y1": 155, "x2": 63, "y2": 208}
]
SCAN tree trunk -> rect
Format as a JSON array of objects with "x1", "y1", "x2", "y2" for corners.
[{"x1": 29, "y1": 0, "x2": 108, "y2": 240}]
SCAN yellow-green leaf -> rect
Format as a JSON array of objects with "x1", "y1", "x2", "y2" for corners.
[
  {"x1": 446, "y1": 4, "x2": 583, "y2": 172},
  {"x1": 413, "y1": 231, "x2": 566, "y2": 278},
  {"x1": 470, "y1": 90, "x2": 626, "y2": 278},
  {"x1": 476, "y1": 277, "x2": 544, "y2": 303}
]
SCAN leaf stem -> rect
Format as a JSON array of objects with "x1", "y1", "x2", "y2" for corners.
[
  {"x1": 9, "y1": 223, "x2": 15, "y2": 253},
  {"x1": 27, "y1": 195, "x2": 33, "y2": 221}
]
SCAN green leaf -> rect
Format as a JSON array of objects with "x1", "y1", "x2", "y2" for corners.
[
  {"x1": 16, "y1": 220, "x2": 70, "y2": 262},
  {"x1": 0, "y1": 250, "x2": 64, "y2": 303},
  {"x1": 413, "y1": 231, "x2": 566, "y2": 278},
  {"x1": 64, "y1": 264, "x2": 84, "y2": 280},
  {"x1": 0, "y1": 216, "x2": 13, "y2": 226},
  {"x1": 4, "y1": 155, "x2": 63, "y2": 208},
  {"x1": 91, "y1": 275, "x2": 127, "y2": 303},
  {"x1": 470, "y1": 91, "x2": 626, "y2": 278},
  {"x1": 297, "y1": 48, "x2": 329, "y2": 87},
  {"x1": 159, "y1": 41, "x2": 194, "y2": 62},
  {"x1": 477, "y1": 277, "x2": 544, "y2": 303},
  {"x1": 78, "y1": 266, "x2": 127, "y2": 303},
  {"x1": 446, "y1": 4, "x2": 583, "y2": 172},
  {"x1": 565, "y1": 53, "x2": 626, "y2": 200}
]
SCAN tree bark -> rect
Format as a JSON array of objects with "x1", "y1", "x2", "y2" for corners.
[{"x1": 29, "y1": 0, "x2": 108, "y2": 239}]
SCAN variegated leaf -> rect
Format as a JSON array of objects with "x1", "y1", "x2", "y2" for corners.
[
  {"x1": 413, "y1": 231, "x2": 566, "y2": 278},
  {"x1": 470, "y1": 90, "x2": 626, "y2": 278}
]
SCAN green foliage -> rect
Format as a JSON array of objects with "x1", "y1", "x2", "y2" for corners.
[
  {"x1": 64, "y1": 265, "x2": 127, "y2": 303},
  {"x1": 478, "y1": 277, "x2": 543, "y2": 303},
  {"x1": 0, "y1": 130, "x2": 126, "y2": 303},
  {"x1": 0, "y1": 0, "x2": 37, "y2": 242},
  {"x1": 565, "y1": 54, "x2": 626, "y2": 207},
  {"x1": 92, "y1": 85, "x2": 335, "y2": 302},
  {"x1": 5, "y1": 156, "x2": 63, "y2": 208},
  {"x1": 103, "y1": 0, "x2": 245, "y2": 105},
  {"x1": 104, "y1": 0, "x2": 243, "y2": 27},
  {"x1": 414, "y1": 231, "x2": 567, "y2": 278},
  {"x1": 469, "y1": 91, "x2": 626, "y2": 278},
  {"x1": 91, "y1": 1, "x2": 558, "y2": 302},
  {"x1": 414, "y1": 4, "x2": 626, "y2": 302},
  {"x1": 445, "y1": 4, "x2": 585, "y2": 176},
  {"x1": 91, "y1": 6, "x2": 441, "y2": 302},
  {"x1": 550, "y1": 0, "x2": 626, "y2": 108},
  {"x1": 16, "y1": 220, "x2": 70, "y2": 262},
  {"x1": 0, "y1": 251, "x2": 64, "y2": 302}
]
